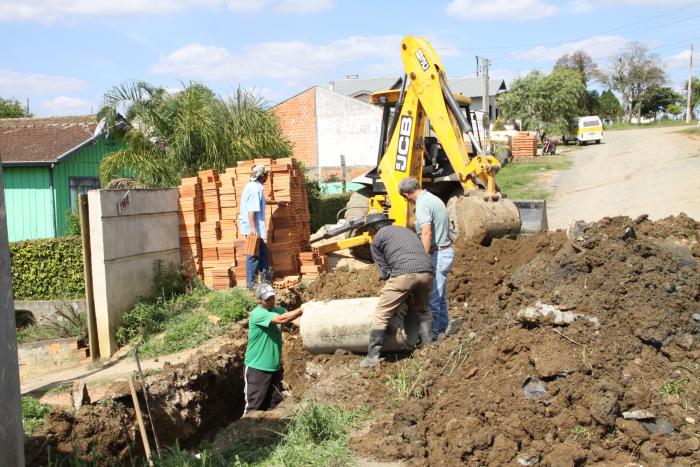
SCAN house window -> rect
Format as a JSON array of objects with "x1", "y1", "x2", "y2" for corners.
[{"x1": 69, "y1": 177, "x2": 100, "y2": 210}]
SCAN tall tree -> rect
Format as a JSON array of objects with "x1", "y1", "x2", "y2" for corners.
[
  {"x1": 99, "y1": 81, "x2": 292, "y2": 187},
  {"x1": 597, "y1": 90, "x2": 623, "y2": 121},
  {"x1": 640, "y1": 86, "x2": 682, "y2": 119},
  {"x1": 604, "y1": 42, "x2": 666, "y2": 123},
  {"x1": 554, "y1": 51, "x2": 602, "y2": 114},
  {"x1": 498, "y1": 68, "x2": 585, "y2": 142},
  {"x1": 0, "y1": 98, "x2": 32, "y2": 118}
]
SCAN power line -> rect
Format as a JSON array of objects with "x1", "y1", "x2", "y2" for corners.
[{"x1": 436, "y1": 1, "x2": 700, "y2": 52}]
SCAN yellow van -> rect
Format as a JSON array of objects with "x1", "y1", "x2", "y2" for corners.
[{"x1": 562, "y1": 116, "x2": 603, "y2": 145}]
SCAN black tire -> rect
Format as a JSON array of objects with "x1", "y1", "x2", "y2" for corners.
[
  {"x1": 343, "y1": 187, "x2": 373, "y2": 262},
  {"x1": 595, "y1": 139, "x2": 601, "y2": 144}
]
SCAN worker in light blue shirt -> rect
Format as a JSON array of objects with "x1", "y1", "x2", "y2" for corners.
[
  {"x1": 239, "y1": 165, "x2": 285, "y2": 287},
  {"x1": 398, "y1": 177, "x2": 455, "y2": 341}
]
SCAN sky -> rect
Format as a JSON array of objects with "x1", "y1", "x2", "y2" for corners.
[{"x1": 0, "y1": 0, "x2": 698, "y2": 116}]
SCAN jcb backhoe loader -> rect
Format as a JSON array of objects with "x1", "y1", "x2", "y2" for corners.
[{"x1": 310, "y1": 35, "x2": 546, "y2": 259}]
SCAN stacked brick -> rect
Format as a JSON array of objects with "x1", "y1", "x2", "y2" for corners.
[
  {"x1": 511, "y1": 132, "x2": 538, "y2": 157},
  {"x1": 178, "y1": 157, "x2": 327, "y2": 289}
]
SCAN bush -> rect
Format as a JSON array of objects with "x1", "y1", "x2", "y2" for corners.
[
  {"x1": 140, "y1": 313, "x2": 217, "y2": 358},
  {"x1": 204, "y1": 289, "x2": 255, "y2": 324},
  {"x1": 116, "y1": 293, "x2": 201, "y2": 346},
  {"x1": 10, "y1": 237, "x2": 84, "y2": 300},
  {"x1": 22, "y1": 396, "x2": 50, "y2": 435},
  {"x1": 308, "y1": 191, "x2": 352, "y2": 232},
  {"x1": 65, "y1": 209, "x2": 81, "y2": 237},
  {"x1": 493, "y1": 116, "x2": 506, "y2": 131}
]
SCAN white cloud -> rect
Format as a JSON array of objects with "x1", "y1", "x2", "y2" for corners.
[
  {"x1": 446, "y1": 0, "x2": 558, "y2": 21},
  {"x1": 227, "y1": 0, "x2": 270, "y2": 12},
  {"x1": 275, "y1": 0, "x2": 332, "y2": 13},
  {"x1": 151, "y1": 35, "x2": 403, "y2": 82},
  {"x1": 511, "y1": 35, "x2": 628, "y2": 62},
  {"x1": 665, "y1": 49, "x2": 695, "y2": 69},
  {"x1": 0, "y1": 70, "x2": 87, "y2": 96},
  {"x1": 0, "y1": 0, "x2": 220, "y2": 22},
  {"x1": 39, "y1": 96, "x2": 94, "y2": 116},
  {"x1": 571, "y1": 0, "x2": 696, "y2": 12}
]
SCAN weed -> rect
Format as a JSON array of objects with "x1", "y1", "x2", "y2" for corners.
[
  {"x1": 139, "y1": 313, "x2": 218, "y2": 358},
  {"x1": 153, "y1": 260, "x2": 186, "y2": 299},
  {"x1": 386, "y1": 358, "x2": 425, "y2": 401},
  {"x1": 442, "y1": 341, "x2": 469, "y2": 376},
  {"x1": 571, "y1": 424, "x2": 592, "y2": 441},
  {"x1": 204, "y1": 289, "x2": 256, "y2": 324},
  {"x1": 22, "y1": 396, "x2": 51, "y2": 435},
  {"x1": 660, "y1": 380, "x2": 686, "y2": 398}
]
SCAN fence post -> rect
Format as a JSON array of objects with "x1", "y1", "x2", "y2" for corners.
[
  {"x1": 340, "y1": 155, "x2": 347, "y2": 193},
  {"x1": 79, "y1": 193, "x2": 99, "y2": 360}
]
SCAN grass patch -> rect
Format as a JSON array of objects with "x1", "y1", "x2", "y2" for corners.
[
  {"x1": 149, "y1": 402, "x2": 365, "y2": 467},
  {"x1": 22, "y1": 396, "x2": 51, "y2": 435},
  {"x1": 386, "y1": 358, "x2": 426, "y2": 402},
  {"x1": 604, "y1": 120, "x2": 696, "y2": 131},
  {"x1": 571, "y1": 424, "x2": 592, "y2": 441},
  {"x1": 659, "y1": 379, "x2": 686, "y2": 398},
  {"x1": 499, "y1": 155, "x2": 573, "y2": 200},
  {"x1": 117, "y1": 285, "x2": 256, "y2": 358},
  {"x1": 16, "y1": 302, "x2": 87, "y2": 344}
]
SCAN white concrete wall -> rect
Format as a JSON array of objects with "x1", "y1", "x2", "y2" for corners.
[
  {"x1": 88, "y1": 189, "x2": 180, "y2": 357},
  {"x1": 315, "y1": 88, "x2": 382, "y2": 170}
]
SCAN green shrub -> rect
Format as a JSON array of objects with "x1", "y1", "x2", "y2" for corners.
[
  {"x1": 152, "y1": 260, "x2": 186, "y2": 299},
  {"x1": 22, "y1": 396, "x2": 50, "y2": 435},
  {"x1": 65, "y1": 209, "x2": 81, "y2": 237},
  {"x1": 140, "y1": 313, "x2": 217, "y2": 358},
  {"x1": 308, "y1": 192, "x2": 352, "y2": 232},
  {"x1": 116, "y1": 293, "x2": 202, "y2": 346},
  {"x1": 204, "y1": 289, "x2": 256, "y2": 324},
  {"x1": 10, "y1": 237, "x2": 84, "y2": 300}
]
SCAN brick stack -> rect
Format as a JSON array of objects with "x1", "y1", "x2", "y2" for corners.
[
  {"x1": 177, "y1": 158, "x2": 325, "y2": 289},
  {"x1": 178, "y1": 177, "x2": 203, "y2": 279},
  {"x1": 511, "y1": 132, "x2": 538, "y2": 158}
]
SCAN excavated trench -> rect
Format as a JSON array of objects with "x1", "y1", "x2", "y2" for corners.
[{"x1": 25, "y1": 335, "x2": 249, "y2": 466}]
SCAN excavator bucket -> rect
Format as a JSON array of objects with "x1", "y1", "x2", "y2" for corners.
[
  {"x1": 446, "y1": 194, "x2": 522, "y2": 246},
  {"x1": 512, "y1": 200, "x2": 548, "y2": 236}
]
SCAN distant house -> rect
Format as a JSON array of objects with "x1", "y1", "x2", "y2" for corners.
[
  {"x1": 329, "y1": 76, "x2": 507, "y2": 121},
  {"x1": 0, "y1": 116, "x2": 121, "y2": 241},
  {"x1": 273, "y1": 87, "x2": 382, "y2": 182}
]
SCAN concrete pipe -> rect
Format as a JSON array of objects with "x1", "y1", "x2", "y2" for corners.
[{"x1": 300, "y1": 297, "x2": 419, "y2": 354}]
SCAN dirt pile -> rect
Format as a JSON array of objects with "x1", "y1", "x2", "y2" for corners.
[
  {"x1": 294, "y1": 215, "x2": 700, "y2": 466},
  {"x1": 25, "y1": 327, "x2": 249, "y2": 466}
]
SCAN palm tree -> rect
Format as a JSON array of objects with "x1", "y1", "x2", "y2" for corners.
[{"x1": 99, "y1": 81, "x2": 292, "y2": 187}]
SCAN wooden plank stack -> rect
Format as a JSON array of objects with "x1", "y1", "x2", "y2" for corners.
[
  {"x1": 177, "y1": 158, "x2": 327, "y2": 289},
  {"x1": 511, "y1": 132, "x2": 538, "y2": 158}
]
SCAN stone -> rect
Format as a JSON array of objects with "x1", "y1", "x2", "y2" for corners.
[
  {"x1": 641, "y1": 418, "x2": 674, "y2": 434},
  {"x1": 305, "y1": 362, "x2": 323, "y2": 378},
  {"x1": 522, "y1": 376, "x2": 548, "y2": 400},
  {"x1": 71, "y1": 380, "x2": 90, "y2": 411},
  {"x1": 663, "y1": 435, "x2": 699, "y2": 456},
  {"x1": 517, "y1": 452, "x2": 540, "y2": 465},
  {"x1": 685, "y1": 417, "x2": 696, "y2": 424},
  {"x1": 675, "y1": 334, "x2": 694, "y2": 351},
  {"x1": 516, "y1": 301, "x2": 600, "y2": 328},
  {"x1": 616, "y1": 419, "x2": 650, "y2": 445},
  {"x1": 692, "y1": 313, "x2": 700, "y2": 322},
  {"x1": 622, "y1": 409, "x2": 656, "y2": 420}
]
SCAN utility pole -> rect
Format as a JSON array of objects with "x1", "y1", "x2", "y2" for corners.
[
  {"x1": 686, "y1": 44, "x2": 694, "y2": 124},
  {"x1": 0, "y1": 162, "x2": 25, "y2": 466},
  {"x1": 481, "y1": 57, "x2": 490, "y2": 115}
]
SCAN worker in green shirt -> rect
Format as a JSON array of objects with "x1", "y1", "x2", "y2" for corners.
[{"x1": 244, "y1": 283, "x2": 303, "y2": 414}]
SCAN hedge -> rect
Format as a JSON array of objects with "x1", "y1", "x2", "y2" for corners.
[
  {"x1": 308, "y1": 191, "x2": 352, "y2": 232},
  {"x1": 10, "y1": 237, "x2": 85, "y2": 300}
]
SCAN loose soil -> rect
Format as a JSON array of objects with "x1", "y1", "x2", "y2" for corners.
[
  {"x1": 287, "y1": 214, "x2": 700, "y2": 466},
  {"x1": 27, "y1": 214, "x2": 700, "y2": 466}
]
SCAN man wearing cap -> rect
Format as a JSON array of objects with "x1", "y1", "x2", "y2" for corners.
[
  {"x1": 361, "y1": 213, "x2": 434, "y2": 367},
  {"x1": 398, "y1": 177, "x2": 455, "y2": 341},
  {"x1": 239, "y1": 165, "x2": 285, "y2": 287},
  {"x1": 244, "y1": 283, "x2": 303, "y2": 414}
]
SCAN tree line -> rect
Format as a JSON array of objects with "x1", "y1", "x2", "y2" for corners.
[{"x1": 498, "y1": 43, "x2": 700, "y2": 141}]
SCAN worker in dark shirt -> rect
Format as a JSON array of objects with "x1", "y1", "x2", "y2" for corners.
[{"x1": 360, "y1": 213, "x2": 434, "y2": 367}]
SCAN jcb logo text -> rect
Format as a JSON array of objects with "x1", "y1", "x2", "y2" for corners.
[{"x1": 395, "y1": 116, "x2": 413, "y2": 172}]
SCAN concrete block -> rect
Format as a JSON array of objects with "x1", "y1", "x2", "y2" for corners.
[
  {"x1": 89, "y1": 188, "x2": 178, "y2": 218},
  {"x1": 99, "y1": 212, "x2": 180, "y2": 261}
]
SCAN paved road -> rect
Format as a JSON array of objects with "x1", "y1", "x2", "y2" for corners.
[{"x1": 547, "y1": 126, "x2": 700, "y2": 229}]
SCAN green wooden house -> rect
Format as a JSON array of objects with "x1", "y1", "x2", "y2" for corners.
[{"x1": 0, "y1": 116, "x2": 121, "y2": 241}]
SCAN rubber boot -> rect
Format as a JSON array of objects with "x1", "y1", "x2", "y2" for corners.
[
  {"x1": 418, "y1": 320, "x2": 434, "y2": 347},
  {"x1": 360, "y1": 329, "x2": 385, "y2": 368}
]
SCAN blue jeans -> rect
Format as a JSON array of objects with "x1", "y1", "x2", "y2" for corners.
[
  {"x1": 246, "y1": 239, "x2": 270, "y2": 287},
  {"x1": 430, "y1": 246, "x2": 454, "y2": 338}
]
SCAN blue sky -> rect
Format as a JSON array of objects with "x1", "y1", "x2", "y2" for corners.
[{"x1": 1, "y1": 0, "x2": 698, "y2": 116}]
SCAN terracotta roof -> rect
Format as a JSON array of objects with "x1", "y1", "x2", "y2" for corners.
[{"x1": 0, "y1": 115, "x2": 99, "y2": 165}]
